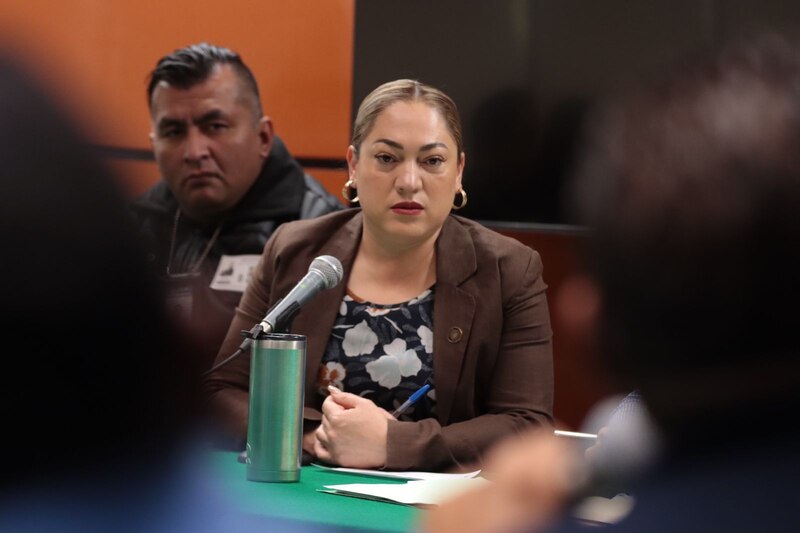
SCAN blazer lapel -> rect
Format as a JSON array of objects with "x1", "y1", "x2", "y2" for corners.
[
  {"x1": 433, "y1": 216, "x2": 478, "y2": 423},
  {"x1": 291, "y1": 211, "x2": 363, "y2": 398}
]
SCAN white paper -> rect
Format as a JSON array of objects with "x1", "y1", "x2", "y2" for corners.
[
  {"x1": 320, "y1": 478, "x2": 491, "y2": 507},
  {"x1": 572, "y1": 494, "x2": 635, "y2": 524},
  {"x1": 311, "y1": 463, "x2": 481, "y2": 481},
  {"x1": 554, "y1": 429, "x2": 598, "y2": 440}
]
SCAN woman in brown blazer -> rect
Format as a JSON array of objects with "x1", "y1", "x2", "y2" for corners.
[{"x1": 205, "y1": 79, "x2": 553, "y2": 471}]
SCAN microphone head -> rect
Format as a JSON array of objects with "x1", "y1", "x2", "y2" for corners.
[{"x1": 309, "y1": 255, "x2": 344, "y2": 289}]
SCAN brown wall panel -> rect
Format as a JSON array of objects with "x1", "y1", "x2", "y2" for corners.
[{"x1": 496, "y1": 228, "x2": 619, "y2": 429}]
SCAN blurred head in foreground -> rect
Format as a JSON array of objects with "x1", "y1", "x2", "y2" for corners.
[
  {"x1": 0, "y1": 57, "x2": 195, "y2": 488},
  {"x1": 423, "y1": 35, "x2": 800, "y2": 533},
  {"x1": 568, "y1": 34, "x2": 800, "y2": 451}
]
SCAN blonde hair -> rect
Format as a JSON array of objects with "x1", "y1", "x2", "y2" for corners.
[{"x1": 351, "y1": 79, "x2": 463, "y2": 156}]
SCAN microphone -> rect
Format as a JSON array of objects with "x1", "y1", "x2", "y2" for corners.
[
  {"x1": 203, "y1": 255, "x2": 343, "y2": 376},
  {"x1": 257, "y1": 255, "x2": 344, "y2": 334}
]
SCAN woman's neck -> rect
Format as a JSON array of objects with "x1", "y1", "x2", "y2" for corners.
[{"x1": 349, "y1": 225, "x2": 440, "y2": 305}]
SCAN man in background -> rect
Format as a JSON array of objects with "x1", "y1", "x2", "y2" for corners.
[{"x1": 132, "y1": 43, "x2": 341, "y2": 371}]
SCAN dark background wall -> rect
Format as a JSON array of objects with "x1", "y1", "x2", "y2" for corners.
[{"x1": 353, "y1": 0, "x2": 800, "y2": 225}]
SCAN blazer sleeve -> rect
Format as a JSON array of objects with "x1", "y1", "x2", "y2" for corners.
[
  {"x1": 203, "y1": 224, "x2": 285, "y2": 446},
  {"x1": 385, "y1": 248, "x2": 554, "y2": 470}
]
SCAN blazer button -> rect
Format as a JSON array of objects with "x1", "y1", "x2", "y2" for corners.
[{"x1": 447, "y1": 327, "x2": 463, "y2": 343}]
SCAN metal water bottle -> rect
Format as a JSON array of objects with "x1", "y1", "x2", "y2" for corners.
[{"x1": 246, "y1": 332, "x2": 306, "y2": 482}]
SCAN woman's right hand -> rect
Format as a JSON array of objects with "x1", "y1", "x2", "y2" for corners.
[{"x1": 313, "y1": 386, "x2": 391, "y2": 468}]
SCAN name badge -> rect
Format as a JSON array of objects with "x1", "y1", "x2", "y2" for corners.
[{"x1": 210, "y1": 254, "x2": 262, "y2": 292}]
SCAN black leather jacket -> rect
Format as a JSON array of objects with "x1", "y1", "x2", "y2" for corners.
[{"x1": 131, "y1": 136, "x2": 342, "y2": 370}]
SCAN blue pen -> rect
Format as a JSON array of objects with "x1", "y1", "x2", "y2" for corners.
[{"x1": 391, "y1": 383, "x2": 431, "y2": 418}]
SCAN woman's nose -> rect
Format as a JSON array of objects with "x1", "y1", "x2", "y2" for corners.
[{"x1": 395, "y1": 161, "x2": 421, "y2": 193}]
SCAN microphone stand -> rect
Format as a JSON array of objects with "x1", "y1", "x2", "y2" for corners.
[{"x1": 201, "y1": 299, "x2": 299, "y2": 377}]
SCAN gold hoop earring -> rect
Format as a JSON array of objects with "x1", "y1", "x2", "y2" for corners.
[
  {"x1": 452, "y1": 187, "x2": 468, "y2": 210},
  {"x1": 342, "y1": 179, "x2": 359, "y2": 203}
]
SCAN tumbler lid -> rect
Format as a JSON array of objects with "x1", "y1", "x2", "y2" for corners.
[
  {"x1": 251, "y1": 332, "x2": 307, "y2": 351},
  {"x1": 253, "y1": 332, "x2": 306, "y2": 342},
  {"x1": 240, "y1": 330, "x2": 307, "y2": 341}
]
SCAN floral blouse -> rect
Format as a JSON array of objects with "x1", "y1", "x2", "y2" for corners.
[{"x1": 316, "y1": 288, "x2": 436, "y2": 421}]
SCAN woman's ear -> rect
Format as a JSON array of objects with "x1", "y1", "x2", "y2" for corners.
[
  {"x1": 456, "y1": 152, "x2": 466, "y2": 190},
  {"x1": 346, "y1": 145, "x2": 359, "y2": 184}
]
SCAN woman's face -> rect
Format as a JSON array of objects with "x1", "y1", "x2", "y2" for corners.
[{"x1": 347, "y1": 100, "x2": 464, "y2": 246}]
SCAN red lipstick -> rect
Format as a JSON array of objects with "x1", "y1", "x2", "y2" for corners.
[{"x1": 391, "y1": 201, "x2": 423, "y2": 215}]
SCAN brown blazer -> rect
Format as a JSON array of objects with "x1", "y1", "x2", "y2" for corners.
[{"x1": 205, "y1": 209, "x2": 554, "y2": 470}]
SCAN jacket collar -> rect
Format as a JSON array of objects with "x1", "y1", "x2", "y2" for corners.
[
  {"x1": 432, "y1": 215, "x2": 478, "y2": 422},
  {"x1": 317, "y1": 210, "x2": 364, "y2": 278},
  {"x1": 230, "y1": 136, "x2": 306, "y2": 224},
  {"x1": 313, "y1": 212, "x2": 480, "y2": 287},
  {"x1": 295, "y1": 211, "x2": 363, "y2": 398},
  {"x1": 302, "y1": 212, "x2": 479, "y2": 289},
  {"x1": 435, "y1": 215, "x2": 478, "y2": 286}
]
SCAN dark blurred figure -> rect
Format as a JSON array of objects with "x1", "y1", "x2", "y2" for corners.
[
  {"x1": 0, "y1": 53, "x2": 199, "y2": 530},
  {"x1": 560, "y1": 33, "x2": 800, "y2": 531},
  {"x1": 425, "y1": 34, "x2": 800, "y2": 533},
  {"x1": 0, "y1": 58, "x2": 314, "y2": 532},
  {"x1": 0, "y1": 56, "x2": 196, "y2": 482}
]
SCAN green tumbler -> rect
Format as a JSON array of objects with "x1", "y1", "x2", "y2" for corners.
[{"x1": 246, "y1": 333, "x2": 306, "y2": 482}]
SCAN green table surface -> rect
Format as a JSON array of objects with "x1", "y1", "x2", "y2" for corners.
[{"x1": 207, "y1": 451, "x2": 421, "y2": 532}]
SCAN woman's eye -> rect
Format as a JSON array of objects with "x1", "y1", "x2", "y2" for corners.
[
  {"x1": 376, "y1": 154, "x2": 395, "y2": 164},
  {"x1": 425, "y1": 156, "x2": 445, "y2": 167}
]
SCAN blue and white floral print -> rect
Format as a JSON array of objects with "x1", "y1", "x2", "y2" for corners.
[
  {"x1": 342, "y1": 320, "x2": 379, "y2": 356},
  {"x1": 366, "y1": 337, "x2": 422, "y2": 388},
  {"x1": 316, "y1": 288, "x2": 436, "y2": 421}
]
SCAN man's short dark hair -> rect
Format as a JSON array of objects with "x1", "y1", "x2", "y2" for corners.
[{"x1": 146, "y1": 42, "x2": 262, "y2": 116}]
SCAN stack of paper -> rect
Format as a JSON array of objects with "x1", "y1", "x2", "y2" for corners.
[
  {"x1": 572, "y1": 494, "x2": 636, "y2": 525},
  {"x1": 312, "y1": 464, "x2": 487, "y2": 507},
  {"x1": 312, "y1": 463, "x2": 481, "y2": 481},
  {"x1": 319, "y1": 477, "x2": 490, "y2": 507}
]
